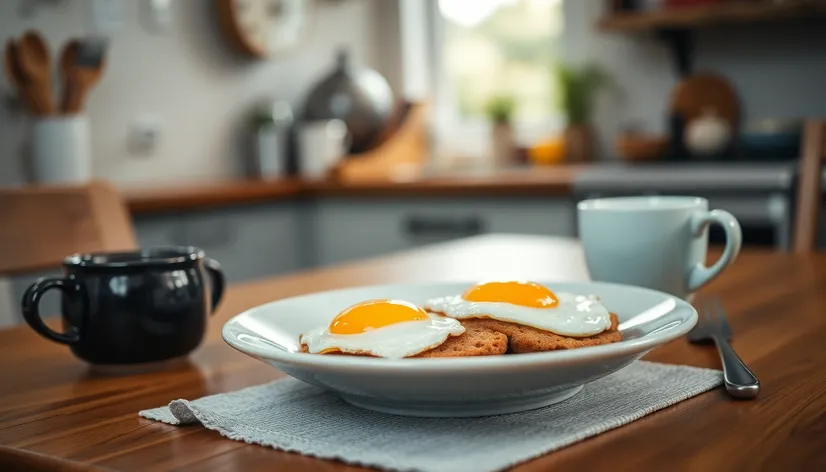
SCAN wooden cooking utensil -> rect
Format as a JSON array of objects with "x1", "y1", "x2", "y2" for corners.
[
  {"x1": 4, "y1": 40, "x2": 28, "y2": 110},
  {"x1": 4, "y1": 39, "x2": 40, "y2": 114},
  {"x1": 59, "y1": 40, "x2": 80, "y2": 114},
  {"x1": 16, "y1": 30, "x2": 55, "y2": 115},
  {"x1": 61, "y1": 38, "x2": 106, "y2": 113}
]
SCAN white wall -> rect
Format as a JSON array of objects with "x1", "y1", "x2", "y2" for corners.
[
  {"x1": 0, "y1": 0, "x2": 380, "y2": 187},
  {"x1": 562, "y1": 1, "x2": 826, "y2": 158},
  {"x1": 3, "y1": 0, "x2": 825, "y2": 187}
]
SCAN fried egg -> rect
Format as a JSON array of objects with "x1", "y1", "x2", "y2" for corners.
[
  {"x1": 299, "y1": 299, "x2": 465, "y2": 359},
  {"x1": 424, "y1": 281, "x2": 612, "y2": 337}
]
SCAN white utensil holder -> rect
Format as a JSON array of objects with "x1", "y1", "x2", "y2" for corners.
[{"x1": 31, "y1": 115, "x2": 91, "y2": 184}]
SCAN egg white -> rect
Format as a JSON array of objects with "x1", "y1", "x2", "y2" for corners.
[
  {"x1": 424, "y1": 291, "x2": 612, "y2": 337},
  {"x1": 299, "y1": 313, "x2": 465, "y2": 359}
]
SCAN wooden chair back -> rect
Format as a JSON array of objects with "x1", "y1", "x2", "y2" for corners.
[
  {"x1": 793, "y1": 121, "x2": 826, "y2": 254},
  {"x1": 0, "y1": 181, "x2": 137, "y2": 275}
]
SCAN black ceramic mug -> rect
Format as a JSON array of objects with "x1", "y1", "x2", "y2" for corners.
[{"x1": 21, "y1": 247, "x2": 225, "y2": 365}]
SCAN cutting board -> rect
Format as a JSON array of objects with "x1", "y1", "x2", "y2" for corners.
[{"x1": 669, "y1": 73, "x2": 739, "y2": 129}]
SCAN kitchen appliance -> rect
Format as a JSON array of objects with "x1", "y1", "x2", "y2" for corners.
[{"x1": 301, "y1": 49, "x2": 395, "y2": 154}]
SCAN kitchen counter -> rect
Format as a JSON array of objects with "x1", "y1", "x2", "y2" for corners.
[
  {"x1": 124, "y1": 167, "x2": 582, "y2": 215},
  {"x1": 123, "y1": 163, "x2": 799, "y2": 215},
  {"x1": 575, "y1": 162, "x2": 796, "y2": 193}
]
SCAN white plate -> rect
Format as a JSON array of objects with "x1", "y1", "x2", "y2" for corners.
[{"x1": 222, "y1": 282, "x2": 696, "y2": 417}]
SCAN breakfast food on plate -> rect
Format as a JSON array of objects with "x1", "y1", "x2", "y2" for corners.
[
  {"x1": 299, "y1": 282, "x2": 622, "y2": 359},
  {"x1": 300, "y1": 327, "x2": 508, "y2": 358},
  {"x1": 461, "y1": 315, "x2": 620, "y2": 353},
  {"x1": 415, "y1": 325, "x2": 508, "y2": 358},
  {"x1": 424, "y1": 281, "x2": 622, "y2": 353},
  {"x1": 299, "y1": 299, "x2": 469, "y2": 359}
]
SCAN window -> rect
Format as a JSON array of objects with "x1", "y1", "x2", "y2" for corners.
[{"x1": 429, "y1": 0, "x2": 564, "y2": 159}]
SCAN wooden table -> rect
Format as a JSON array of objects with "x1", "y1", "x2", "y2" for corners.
[{"x1": 1, "y1": 235, "x2": 825, "y2": 471}]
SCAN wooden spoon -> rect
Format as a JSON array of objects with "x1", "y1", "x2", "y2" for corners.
[
  {"x1": 62, "y1": 38, "x2": 106, "y2": 113},
  {"x1": 4, "y1": 39, "x2": 40, "y2": 114},
  {"x1": 59, "y1": 40, "x2": 80, "y2": 114},
  {"x1": 16, "y1": 30, "x2": 54, "y2": 115}
]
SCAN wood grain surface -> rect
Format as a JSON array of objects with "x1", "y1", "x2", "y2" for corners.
[
  {"x1": 793, "y1": 121, "x2": 826, "y2": 254},
  {"x1": 1, "y1": 235, "x2": 825, "y2": 471},
  {"x1": 123, "y1": 167, "x2": 581, "y2": 215},
  {"x1": 0, "y1": 181, "x2": 137, "y2": 275},
  {"x1": 599, "y1": 2, "x2": 826, "y2": 32}
]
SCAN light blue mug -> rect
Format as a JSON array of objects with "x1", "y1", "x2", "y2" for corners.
[{"x1": 577, "y1": 196, "x2": 742, "y2": 300}]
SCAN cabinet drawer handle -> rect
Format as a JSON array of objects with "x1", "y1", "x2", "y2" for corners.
[{"x1": 404, "y1": 216, "x2": 485, "y2": 236}]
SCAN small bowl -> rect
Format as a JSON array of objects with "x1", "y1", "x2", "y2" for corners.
[
  {"x1": 740, "y1": 119, "x2": 802, "y2": 160},
  {"x1": 742, "y1": 118, "x2": 803, "y2": 136}
]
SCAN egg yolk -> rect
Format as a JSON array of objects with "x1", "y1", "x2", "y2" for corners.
[
  {"x1": 329, "y1": 299, "x2": 428, "y2": 334},
  {"x1": 462, "y1": 281, "x2": 559, "y2": 308}
]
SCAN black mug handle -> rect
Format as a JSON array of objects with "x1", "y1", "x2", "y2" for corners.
[
  {"x1": 203, "y1": 258, "x2": 225, "y2": 313},
  {"x1": 21, "y1": 277, "x2": 84, "y2": 345}
]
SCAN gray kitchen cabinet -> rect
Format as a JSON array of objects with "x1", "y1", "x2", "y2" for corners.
[
  {"x1": 134, "y1": 202, "x2": 304, "y2": 283},
  {"x1": 309, "y1": 197, "x2": 574, "y2": 266}
]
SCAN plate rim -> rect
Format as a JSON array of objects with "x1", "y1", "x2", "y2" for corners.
[{"x1": 221, "y1": 280, "x2": 697, "y2": 372}]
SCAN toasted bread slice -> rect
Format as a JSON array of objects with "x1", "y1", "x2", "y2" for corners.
[
  {"x1": 459, "y1": 313, "x2": 622, "y2": 353},
  {"x1": 299, "y1": 325, "x2": 508, "y2": 358},
  {"x1": 415, "y1": 325, "x2": 508, "y2": 358}
]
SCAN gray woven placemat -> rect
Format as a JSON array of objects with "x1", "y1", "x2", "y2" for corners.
[{"x1": 140, "y1": 361, "x2": 721, "y2": 472}]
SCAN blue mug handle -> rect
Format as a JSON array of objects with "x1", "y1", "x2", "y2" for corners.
[{"x1": 687, "y1": 209, "x2": 743, "y2": 292}]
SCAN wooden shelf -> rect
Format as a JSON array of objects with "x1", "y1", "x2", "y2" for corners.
[{"x1": 599, "y1": 2, "x2": 826, "y2": 32}]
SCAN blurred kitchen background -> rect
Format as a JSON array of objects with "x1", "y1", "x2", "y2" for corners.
[{"x1": 1, "y1": 0, "x2": 826, "y2": 326}]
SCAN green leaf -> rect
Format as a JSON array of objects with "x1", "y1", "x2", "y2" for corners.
[
  {"x1": 484, "y1": 95, "x2": 516, "y2": 124},
  {"x1": 555, "y1": 62, "x2": 609, "y2": 126}
]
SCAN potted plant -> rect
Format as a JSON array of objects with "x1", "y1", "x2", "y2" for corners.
[
  {"x1": 556, "y1": 63, "x2": 608, "y2": 162},
  {"x1": 484, "y1": 95, "x2": 516, "y2": 169}
]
